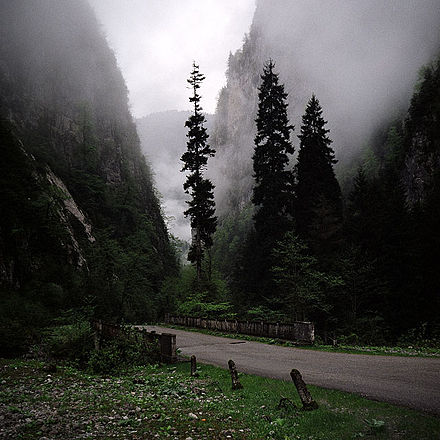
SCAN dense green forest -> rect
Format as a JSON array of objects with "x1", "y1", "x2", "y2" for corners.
[{"x1": 205, "y1": 57, "x2": 440, "y2": 344}]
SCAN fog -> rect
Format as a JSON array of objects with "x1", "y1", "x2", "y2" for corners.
[
  {"x1": 254, "y1": 0, "x2": 440, "y2": 159},
  {"x1": 208, "y1": 0, "x2": 440, "y2": 215},
  {"x1": 88, "y1": 0, "x2": 440, "y2": 238},
  {"x1": 88, "y1": 0, "x2": 255, "y2": 116},
  {"x1": 136, "y1": 111, "x2": 214, "y2": 241}
]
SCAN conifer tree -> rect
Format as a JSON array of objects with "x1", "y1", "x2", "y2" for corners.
[
  {"x1": 252, "y1": 59, "x2": 294, "y2": 241},
  {"x1": 295, "y1": 94, "x2": 342, "y2": 253},
  {"x1": 239, "y1": 60, "x2": 294, "y2": 302},
  {"x1": 181, "y1": 63, "x2": 217, "y2": 281}
]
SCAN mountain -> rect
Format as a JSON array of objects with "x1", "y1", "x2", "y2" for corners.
[
  {"x1": 211, "y1": 0, "x2": 440, "y2": 214},
  {"x1": 0, "y1": 0, "x2": 177, "y2": 351}
]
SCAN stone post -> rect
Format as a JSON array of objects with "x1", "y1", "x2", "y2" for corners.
[
  {"x1": 228, "y1": 359, "x2": 243, "y2": 390},
  {"x1": 190, "y1": 355, "x2": 199, "y2": 377},
  {"x1": 290, "y1": 369, "x2": 318, "y2": 410},
  {"x1": 160, "y1": 333, "x2": 177, "y2": 363}
]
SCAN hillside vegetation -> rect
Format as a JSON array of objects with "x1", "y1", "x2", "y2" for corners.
[{"x1": 0, "y1": 0, "x2": 177, "y2": 356}]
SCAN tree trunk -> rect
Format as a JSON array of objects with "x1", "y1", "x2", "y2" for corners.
[
  {"x1": 290, "y1": 369, "x2": 318, "y2": 410},
  {"x1": 195, "y1": 227, "x2": 202, "y2": 282},
  {"x1": 207, "y1": 248, "x2": 212, "y2": 282}
]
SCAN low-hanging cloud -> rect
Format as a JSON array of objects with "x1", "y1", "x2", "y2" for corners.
[
  {"x1": 208, "y1": 0, "x2": 440, "y2": 215},
  {"x1": 254, "y1": 0, "x2": 440, "y2": 159},
  {"x1": 88, "y1": 0, "x2": 255, "y2": 117}
]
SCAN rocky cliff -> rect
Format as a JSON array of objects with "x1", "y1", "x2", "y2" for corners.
[{"x1": 0, "y1": 0, "x2": 176, "y2": 323}]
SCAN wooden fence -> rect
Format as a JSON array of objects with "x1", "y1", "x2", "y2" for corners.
[
  {"x1": 91, "y1": 320, "x2": 177, "y2": 363},
  {"x1": 164, "y1": 314, "x2": 314, "y2": 344}
]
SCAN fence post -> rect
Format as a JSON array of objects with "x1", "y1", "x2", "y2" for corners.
[{"x1": 160, "y1": 333, "x2": 177, "y2": 363}]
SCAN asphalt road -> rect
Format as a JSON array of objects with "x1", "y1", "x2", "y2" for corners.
[{"x1": 146, "y1": 325, "x2": 440, "y2": 415}]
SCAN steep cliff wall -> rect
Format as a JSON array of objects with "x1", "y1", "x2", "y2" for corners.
[{"x1": 0, "y1": 0, "x2": 176, "y2": 322}]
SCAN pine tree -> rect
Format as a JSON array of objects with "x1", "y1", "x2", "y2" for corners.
[
  {"x1": 181, "y1": 63, "x2": 217, "y2": 281},
  {"x1": 252, "y1": 59, "x2": 294, "y2": 241},
  {"x1": 238, "y1": 60, "x2": 294, "y2": 303},
  {"x1": 295, "y1": 94, "x2": 342, "y2": 253}
]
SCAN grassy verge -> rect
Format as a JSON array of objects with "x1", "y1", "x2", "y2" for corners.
[
  {"x1": 1, "y1": 358, "x2": 439, "y2": 439},
  {"x1": 161, "y1": 324, "x2": 440, "y2": 358}
]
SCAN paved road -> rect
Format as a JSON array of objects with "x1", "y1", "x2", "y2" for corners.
[{"x1": 146, "y1": 326, "x2": 440, "y2": 415}]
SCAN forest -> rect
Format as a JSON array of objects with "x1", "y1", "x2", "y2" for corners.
[
  {"x1": 0, "y1": 0, "x2": 439, "y2": 364},
  {"x1": 173, "y1": 55, "x2": 440, "y2": 348}
]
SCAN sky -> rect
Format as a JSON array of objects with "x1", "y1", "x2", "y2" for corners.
[{"x1": 89, "y1": 0, "x2": 256, "y2": 117}]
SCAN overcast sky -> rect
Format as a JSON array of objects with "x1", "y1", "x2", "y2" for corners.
[{"x1": 89, "y1": 0, "x2": 256, "y2": 117}]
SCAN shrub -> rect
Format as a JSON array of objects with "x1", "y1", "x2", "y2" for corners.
[
  {"x1": 43, "y1": 320, "x2": 93, "y2": 366},
  {"x1": 0, "y1": 292, "x2": 49, "y2": 357},
  {"x1": 87, "y1": 328, "x2": 160, "y2": 375},
  {"x1": 398, "y1": 323, "x2": 440, "y2": 348}
]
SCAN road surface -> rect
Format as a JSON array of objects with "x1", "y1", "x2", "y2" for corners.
[{"x1": 146, "y1": 325, "x2": 440, "y2": 415}]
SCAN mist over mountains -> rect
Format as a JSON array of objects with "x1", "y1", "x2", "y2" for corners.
[
  {"x1": 209, "y1": 0, "x2": 440, "y2": 214},
  {"x1": 136, "y1": 0, "x2": 440, "y2": 225}
]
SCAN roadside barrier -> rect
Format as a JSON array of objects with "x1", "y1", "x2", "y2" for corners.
[{"x1": 164, "y1": 314, "x2": 314, "y2": 344}]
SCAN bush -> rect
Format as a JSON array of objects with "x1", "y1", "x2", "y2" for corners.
[
  {"x1": 244, "y1": 306, "x2": 287, "y2": 323},
  {"x1": 398, "y1": 323, "x2": 440, "y2": 348},
  {"x1": 176, "y1": 292, "x2": 236, "y2": 320},
  {"x1": 0, "y1": 292, "x2": 49, "y2": 357},
  {"x1": 43, "y1": 320, "x2": 93, "y2": 366},
  {"x1": 87, "y1": 328, "x2": 160, "y2": 375}
]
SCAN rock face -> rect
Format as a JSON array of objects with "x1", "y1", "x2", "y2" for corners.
[
  {"x1": 0, "y1": 0, "x2": 176, "y2": 316},
  {"x1": 211, "y1": 0, "x2": 440, "y2": 215},
  {"x1": 402, "y1": 61, "x2": 440, "y2": 207}
]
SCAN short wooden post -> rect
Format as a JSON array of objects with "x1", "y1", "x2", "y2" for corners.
[
  {"x1": 290, "y1": 369, "x2": 318, "y2": 410},
  {"x1": 228, "y1": 359, "x2": 243, "y2": 390},
  {"x1": 190, "y1": 355, "x2": 199, "y2": 377}
]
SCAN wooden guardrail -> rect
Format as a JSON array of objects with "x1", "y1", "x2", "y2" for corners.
[
  {"x1": 164, "y1": 314, "x2": 314, "y2": 344},
  {"x1": 91, "y1": 320, "x2": 177, "y2": 363}
]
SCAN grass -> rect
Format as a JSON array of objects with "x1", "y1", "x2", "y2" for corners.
[
  {"x1": 1, "y1": 358, "x2": 439, "y2": 439},
  {"x1": 161, "y1": 324, "x2": 440, "y2": 358}
]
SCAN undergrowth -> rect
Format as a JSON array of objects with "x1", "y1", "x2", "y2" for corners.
[{"x1": 0, "y1": 359, "x2": 439, "y2": 439}]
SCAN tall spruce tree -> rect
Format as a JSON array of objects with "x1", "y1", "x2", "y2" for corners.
[
  {"x1": 239, "y1": 60, "x2": 294, "y2": 302},
  {"x1": 295, "y1": 94, "x2": 342, "y2": 254},
  {"x1": 181, "y1": 63, "x2": 217, "y2": 281},
  {"x1": 252, "y1": 59, "x2": 294, "y2": 240}
]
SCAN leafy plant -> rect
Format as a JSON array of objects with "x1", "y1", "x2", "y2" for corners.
[
  {"x1": 43, "y1": 320, "x2": 93, "y2": 366},
  {"x1": 364, "y1": 418, "x2": 385, "y2": 434},
  {"x1": 87, "y1": 328, "x2": 160, "y2": 375}
]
